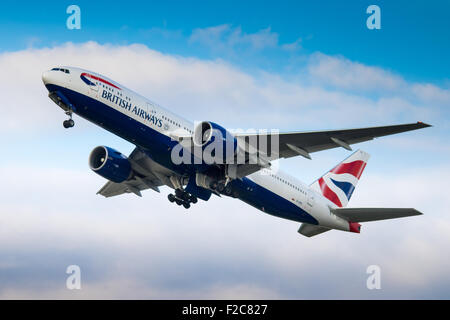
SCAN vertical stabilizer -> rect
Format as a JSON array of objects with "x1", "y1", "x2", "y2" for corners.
[{"x1": 310, "y1": 150, "x2": 370, "y2": 207}]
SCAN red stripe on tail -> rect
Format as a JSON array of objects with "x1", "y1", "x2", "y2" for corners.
[
  {"x1": 318, "y1": 178, "x2": 342, "y2": 207},
  {"x1": 331, "y1": 160, "x2": 367, "y2": 179}
]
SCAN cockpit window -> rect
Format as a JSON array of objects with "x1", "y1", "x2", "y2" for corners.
[{"x1": 50, "y1": 68, "x2": 70, "y2": 74}]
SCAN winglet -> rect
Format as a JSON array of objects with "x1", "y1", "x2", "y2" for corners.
[{"x1": 416, "y1": 121, "x2": 432, "y2": 128}]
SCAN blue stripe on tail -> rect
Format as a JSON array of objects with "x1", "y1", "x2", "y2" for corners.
[{"x1": 330, "y1": 178, "x2": 355, "y2": 200}]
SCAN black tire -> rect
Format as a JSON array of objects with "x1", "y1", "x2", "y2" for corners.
[
  {"x1": 182, "y1": 192, "x2": 190, "y2": 201},
  {"x1": 190, "y1": 196, "x2": 198, "y2": 204},
  {"x1": 68, "y1": 119, "x2": 75, "y2": 127},
  {"x1": 175, "y1": 199, "x2": 182, "y2": 206},
  {"x1": 168, "y1": 194, "x2": 175, "y2": 203},
  {"x1": 209, "y1": 181, "x2": 218, "y2": 190},
  {"x1": 183, "y1": 202, "x2": 190, "y2": 209},
  {"x1": 63, "y1": 120, "x2": 70, "y2": 128},
  {"x1": 217, "y1": 183, "x2": 225, "y2": 193},
  {"x1": 224, "y1": 185, "x2": 232, "y2": 196},
  {"x1": 175, "y1": 189, "x2": 183, "y2": 197}
]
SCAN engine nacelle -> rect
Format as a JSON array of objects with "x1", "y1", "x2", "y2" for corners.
[
  {"x1": 89, "y1": 146, "x2": 132, "y2": 183},
  {"x1": 193, "y1": 121, "x2": 238, "y2": 164}
]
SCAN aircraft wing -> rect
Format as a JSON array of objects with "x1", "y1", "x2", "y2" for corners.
[
  {"x1": 331, "y1": 208, "x2": 423, "y2": 223},
  {"x1": 235, "y1": 122, "x2": 431, "y2": 161},
  {"x1": 97, "y1": 148, "x2": 164, "y2": 197}
]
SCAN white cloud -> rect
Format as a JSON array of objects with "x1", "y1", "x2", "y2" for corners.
[
  {"x1": 306, "y1": 53, "x2": 450, "y2": 117},
  {"x1": 411, "y1": 83, "x2": 450, "y2": 104},
  {"x1": 0, "y1": 41, "x2": 446, "y2": 136},
  {"x1": 0, "y1": 162, "x2": 449, "y2": 299},
  {"x1": 0, "y1": 42, "x2": 449, "y2": 299},
  {"x1": 307, "y1": 53, "x2": 406, "y2": 92},
  {"x1": 281, "y1": 37, "x2": 302, "y2": 51},
  {"x1": 189, "y1": 24, "x2": 279, "y2": 51}
]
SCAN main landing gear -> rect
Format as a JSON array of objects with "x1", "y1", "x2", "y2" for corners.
[
  {"x1": 168, "y1": 189, "x2": 198, "y2": 209},
  {"x1": 63, "y1": 111, "x2": 75, "y2": 129},
  {"x1": 210, "y1": 181, "x2": 236, "y2": 198}
]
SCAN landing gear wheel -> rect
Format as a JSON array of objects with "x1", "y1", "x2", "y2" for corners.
[
  {"x1": 170, "y1": 188, "x2": 197, "y2": 208},
  {"x1": 63, "y1": 119, "x2": 74, "y2": 128},
  {"x1": 209, "y1": 181, "x2": 218, "y2": 190},
  {"x1": 175, "y1": 189, "x2": 190, "y2": 201},
  {"x1": 190, "y1": 196, "x2": 198, "y2": 204},
  {"x1": 224, "y1": 185, "x2": 232, "y2": 196},
  {"x1": 217, "y1": 183, "x2": 225, "y2": 193},
  {"x1": 182, "y1": 193, "x2": 190, "y2": 202}
]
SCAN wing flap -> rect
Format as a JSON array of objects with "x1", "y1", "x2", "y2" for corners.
[
  {"x1": 96, "y1": 147, "x2": 164, "y2": 197},
  {"x1": 280, "y1": 122, "x2": 431, "y2": 157},
  {"x1": 331, "y1": 208, "x2": 423, "y2": 222},
  {"x1": 235, "y1": 122, "x2": 431, "y2": 161},
  {"x1": 97, "y1": 177, "x2": 161, "y2": 197}
]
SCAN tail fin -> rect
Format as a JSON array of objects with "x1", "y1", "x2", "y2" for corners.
[{"x1": 310, "y1": 150, "x2": 370, "y2": 207}]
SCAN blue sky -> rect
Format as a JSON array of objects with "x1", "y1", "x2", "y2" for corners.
[
  {"x1": 1, "y1": 1, "x2": 449, "y2": 83},
  {"x1": 0, "y1": 1, "x2": 449, "y2": 299}
]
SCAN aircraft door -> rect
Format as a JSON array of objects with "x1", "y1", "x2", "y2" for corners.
[
  {"x1": 146, "y1": 102, "x2": 159, "y2": 129},
  {"x1": 89, "y1": 79, "x2": 99, "y2": 98},
  {"x1": 90, "y1": 83, "x2": 99, "y2": 91},
  {"x1": 146, "y1": 102, "x2": 153, "y2": 115}
]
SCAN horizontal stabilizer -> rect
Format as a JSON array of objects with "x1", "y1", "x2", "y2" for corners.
[
  {"x1": 331, "y1": 208, "x2": 423, "y2": 223},
  {"x1": 298, "y1": 223, "x2": 331, "y2": 237}
]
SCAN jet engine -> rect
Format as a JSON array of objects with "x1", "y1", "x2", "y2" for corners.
[
  {"x1": 193, "y1": 121, "x2": 238, "y2": 164},
  {"x1": 89, "y1": 146, "x2": 132, "y2": 183}
]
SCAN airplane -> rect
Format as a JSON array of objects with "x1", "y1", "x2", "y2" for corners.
[{"x1": 42, "y1": 66, "x2": 431, "y2": 237}]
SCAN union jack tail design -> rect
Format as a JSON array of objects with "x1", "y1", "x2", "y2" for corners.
[{"x1": 310, "y1": 150, "x2": 370, "y2": 207}]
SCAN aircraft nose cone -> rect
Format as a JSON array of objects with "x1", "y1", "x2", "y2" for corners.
[{"x1": 42, "y1": 71, "x2": 50, "y2": 84}]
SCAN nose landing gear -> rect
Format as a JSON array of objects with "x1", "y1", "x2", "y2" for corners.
[
  {"x1": 63, "y1": 119, "x2": 75, "y2": 128},
  {"x1": 63, "y1": 111, "x2": 75, "y2": 129}
]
